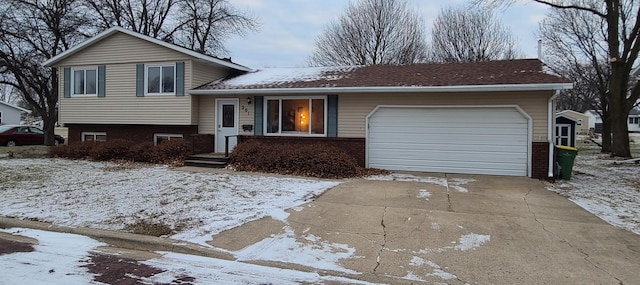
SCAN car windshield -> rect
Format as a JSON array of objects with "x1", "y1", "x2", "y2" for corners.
[{"x1": 0, "y1": 125, "x2": 14, "y2": 132}]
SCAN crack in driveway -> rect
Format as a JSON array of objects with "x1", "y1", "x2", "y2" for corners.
[
  {"x1": 523, "y1": 185, "x2": 624, "y2": 285},
  {"x1": 373, "y1": 189, "x2": 388, "y2": 275}
]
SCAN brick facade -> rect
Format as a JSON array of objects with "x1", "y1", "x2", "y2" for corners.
[
  {"x1": 238, "y1": 136, "x2": 366, "y2": 167},
  {"x1": 532, "y1": 141, "x2": 550, "y2": 180},
  {"x1": 66, "y1": 124, "x2": 214, "y2": 154}
]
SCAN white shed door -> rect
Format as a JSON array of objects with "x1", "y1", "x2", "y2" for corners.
[{"x1": 367, "y1": 107, "x2": 529, "y2": 176}]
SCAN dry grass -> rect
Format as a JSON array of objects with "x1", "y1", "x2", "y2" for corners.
[
  {"x1": 0, "y1": 146, "x2": 50, "y2": 158},
  {"x1": 125, "y1": 220, "x2": 176, "y2": 237}
]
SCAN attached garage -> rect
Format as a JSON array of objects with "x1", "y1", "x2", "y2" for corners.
[{"x1": 366, "y1": 106, "x2": 531, "y2": 176}]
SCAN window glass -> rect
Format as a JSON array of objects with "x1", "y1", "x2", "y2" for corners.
[
  {"x1": 154, "y1": 134, "x2": 183, "y2": 145},
  {"x1": 222, "y1": 104, "x2": 235, "y2": 127},
  {"x1": 29, "y1": 127, "x2": 44, "y2": 134},
  {"x1": 281, "y1": 99, "x2": 307, "y2": 133},
  {"x1": 95, "y1": 134, "x2": 107, "y2": 142},
  {"x1": 162, "y1": 66, "x2": 174, "y2": 93},
  {"x1": 147, "y1": 67, "x2": 160, "y2": 93},
  {"x1": 630, "y1": 118, "x2": 634, "y2": 124},
  {"x1": 86, "y1": 69, "x2": 97, "y2": 94},
  {"x1": 266, "y1": 100, "x2": 279, "y2": 133},
  {"x1": 74, "y1": 70, "x2": 84, "y2": 94},
  {"x1": 266, "y1": 98, "x2": 325, "y2": 135}
]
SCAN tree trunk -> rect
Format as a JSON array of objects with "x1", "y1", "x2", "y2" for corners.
[{"x1": 609, "y1": 64, "x2": 632, "y2": 157}]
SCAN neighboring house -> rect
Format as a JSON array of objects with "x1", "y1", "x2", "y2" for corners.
[
  {"x1": 556, "y1": 110, "x2": 589, "y2": 134},
  {"x1": 0, "y1": 101, "x2": 30, "y2": 125},
  {"x1": 44, "y1": 27, "x2": 572, "y2": 179},
  {"x1": 629, "y1": 108, "x2": 640, "y2": 132},
  {"x1": 584, "y1": 109, "x2": 640, "y2": 133}
]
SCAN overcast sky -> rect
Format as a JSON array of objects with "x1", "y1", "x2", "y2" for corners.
[{"x1": 224, "y1": 0, "x2": 550, "y2": 68}]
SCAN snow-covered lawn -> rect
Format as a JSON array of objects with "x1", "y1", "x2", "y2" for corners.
[
  {"x1": 0, "y1": 228, "x2": 373, "y2": 285},
  {"x1": 546, "y1": 154, "x2": 640, "y2": 235},
  {"x1": 0, "y1": 158, "x2": 339, "y2": 245}
]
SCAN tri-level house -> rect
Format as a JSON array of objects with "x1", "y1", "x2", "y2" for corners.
[{"x1": 44, "y1": 27, "x2": 572, "y2": 179}]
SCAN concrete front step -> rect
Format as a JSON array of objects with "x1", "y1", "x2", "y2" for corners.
[{"x1": 185, "y1": 154, "x2": 229, "y2": 168}]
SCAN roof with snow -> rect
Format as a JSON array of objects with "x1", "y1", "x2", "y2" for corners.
[{"x1": 193, "y1": 59, "x2": 572, "y2": 94}]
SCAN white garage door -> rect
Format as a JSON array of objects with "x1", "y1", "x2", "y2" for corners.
[{"x1": 367, "y1": 107, "x2": 529, "y2": 176}]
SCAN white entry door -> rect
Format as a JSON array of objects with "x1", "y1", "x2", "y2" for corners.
[{"x1": 216, "y1": 99, "x2": 238, "y2": 153}]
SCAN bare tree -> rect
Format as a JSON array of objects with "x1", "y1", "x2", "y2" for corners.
[
  {"x1": 0, "y1": 0, "x2": 89, "y2": 145},
  {"x1": 539, "y1": 5, "x2": 613, "y2": 151},
  {"x1": 308, "y1": 0, "x2": 428, "y2": 66},
  {"x1": 84, "y1": 0, "x2": 179, "y2": 39},
  {"x1": 174, "y1": 0, "x2": 257, "y2": 55},
  {"x1": 84, "y1": 0, "x2": 257, "y2": 55},
  {"x1": 430, "y1": 6, "x2": 520, "y2": 62},
  {"x1": 483, "y1": 0, "x2": 640, "y2": 158}
]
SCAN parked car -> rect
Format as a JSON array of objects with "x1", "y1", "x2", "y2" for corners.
[{"x1": 0, "y1": 125, "x2": 65, "y2": 146}]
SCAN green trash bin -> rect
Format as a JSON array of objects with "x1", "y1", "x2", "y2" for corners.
[{"x1": 556, "y1": 145, "x2": 578, "y2": 180}]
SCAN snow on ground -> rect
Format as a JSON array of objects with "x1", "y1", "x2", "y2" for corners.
[
  {"x1": 366, "y1": 173, "x2": 475, "y2": 193},
  {"x1": 0, "y1": 228, "x2": 376, "y2": 285},
  {"x1": 0, "y1": 158, "x2": 339, "y2": 245},
  {"x1": 0, "y1": 228, "x2": 104, "y2": 285},
  {"x1": 234, "y1": 226, "x2": 358, "y2": 273},
  {"x1": 546, "y1": 154, "x2": 640, "y2": 235}
]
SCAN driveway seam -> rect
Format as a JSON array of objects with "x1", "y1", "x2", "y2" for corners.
[{"x1": 523, "y1": 186, "x2": 625, "y2": 285}]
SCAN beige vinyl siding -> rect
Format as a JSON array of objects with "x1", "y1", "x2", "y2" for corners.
[
  {"x1": 238, "y1": 97, "x2": 254, "y2": 134},
  {"x1": 198, "y1": 96, "x2": 216, "y2": 134},
  {"x1": 191, "y1": 61, "x2": 229, "y2": 88},
  {"x1": 197, "y1": 95, "x2": 254, "y2": 135},
  {"x1": 338, "y1": 91, "x2": 553, "y2": 141},
  {"x1": 56, "y1": 33, "x2": 192, "y2": 66},
  {"x1": 59, "y1": 62, "x2": 194, "y2": 125}
]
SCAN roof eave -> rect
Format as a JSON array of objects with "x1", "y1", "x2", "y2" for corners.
[
  {"x1": 0, "y1": 101, "x2": 31, "y2": 113},
  {"x1": 189, "y1": 82, "x2": 574, "y2": 95},
  {"x1": 42, "y1": 27, "x2": 252, "y2": 72}
]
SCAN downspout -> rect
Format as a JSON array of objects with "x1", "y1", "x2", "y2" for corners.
[{"x1": 548, "y1": 90, "x2": 561, "y2": 178}]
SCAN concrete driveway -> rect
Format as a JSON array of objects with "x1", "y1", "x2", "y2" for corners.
[{"x1": 211, "y1": 173, "x2": 640, "y2": 284}]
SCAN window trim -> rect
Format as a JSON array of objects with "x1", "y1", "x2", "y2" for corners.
[
  {"x1": 70, "y1": 66, "x2": 99, "y2": 97},
  {"x1": 153, "y1": 133, "x2": 183, "y2": 145},
  {"x1": 81, "y1": 132, "x2": 107, "y2": 142},
  {"x1": 263, "y1": 96, "x2": 328, "y2": 137},
  {"x1": 144, "y1": 63, "x2": 176, "y2": 96}
]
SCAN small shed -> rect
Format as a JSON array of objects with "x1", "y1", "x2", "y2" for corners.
[
  {"x1": 557, "y1": 110, "x2": 589, "y2": 134},
  {"x1": 0, "y1": 101, "x2": 30, "y2": 125},
  {"x1": 555, "y1": 114, "x2": 578, "y2": 147}
]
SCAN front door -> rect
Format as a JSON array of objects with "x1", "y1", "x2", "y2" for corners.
[{"x1": 216, "y1": 99, "x2": 238, "y2": 153}]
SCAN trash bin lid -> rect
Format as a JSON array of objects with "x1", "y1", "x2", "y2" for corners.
[{"x1": 556, "y1": 145, "x2": 578, "y2": 151}]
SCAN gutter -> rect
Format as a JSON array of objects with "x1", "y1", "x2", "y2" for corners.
[
  {"x1": 548, "y1": 90, "x2": 561, "y2": 178},
  {"x1": 189, "y1": 83, "x2": 573, "y2": 95}
]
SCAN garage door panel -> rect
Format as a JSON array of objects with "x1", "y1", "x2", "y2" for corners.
[
  {"x1": 370, "y1": 159, "x2": 527, "y2": 176},
  {"x1": 369, "y1": 149, "x2": 527, "y2": 163},
  {"x1": 369, "y1": 143, "x2": 527, "y2": 153},
  {"x1": 367, "y1": 107, "x2": 529, "y2": 176},
  {"x1": 369, "y1": 133, "x2": 528, "y2": 144}
]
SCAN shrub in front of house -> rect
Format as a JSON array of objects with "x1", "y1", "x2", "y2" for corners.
[
  {"x1": 49, "y1": 139, "x2": 191, "y2": 165},
  {"x1": 229, "y1": 140, "x2": 365, "y2": 178}
]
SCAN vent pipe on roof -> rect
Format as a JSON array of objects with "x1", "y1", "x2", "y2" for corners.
[{"x1": 537, "y1": 39, "x2": 543, "y2": 62}]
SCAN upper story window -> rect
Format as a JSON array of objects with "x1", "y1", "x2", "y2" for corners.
[
  {"x1": 72, "y1": 67, "x2": 98, "y2": 96},
  {"x1": 265, "y1": 96, "x2": 326, "y2": 136},
  {"x1": 146, "y1": 64, "x2": 175, "y2": 95}
]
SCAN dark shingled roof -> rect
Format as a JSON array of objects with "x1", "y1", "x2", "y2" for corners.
[{"x1": 196, "y1": 59, "x2": 570, "y2": 91}]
